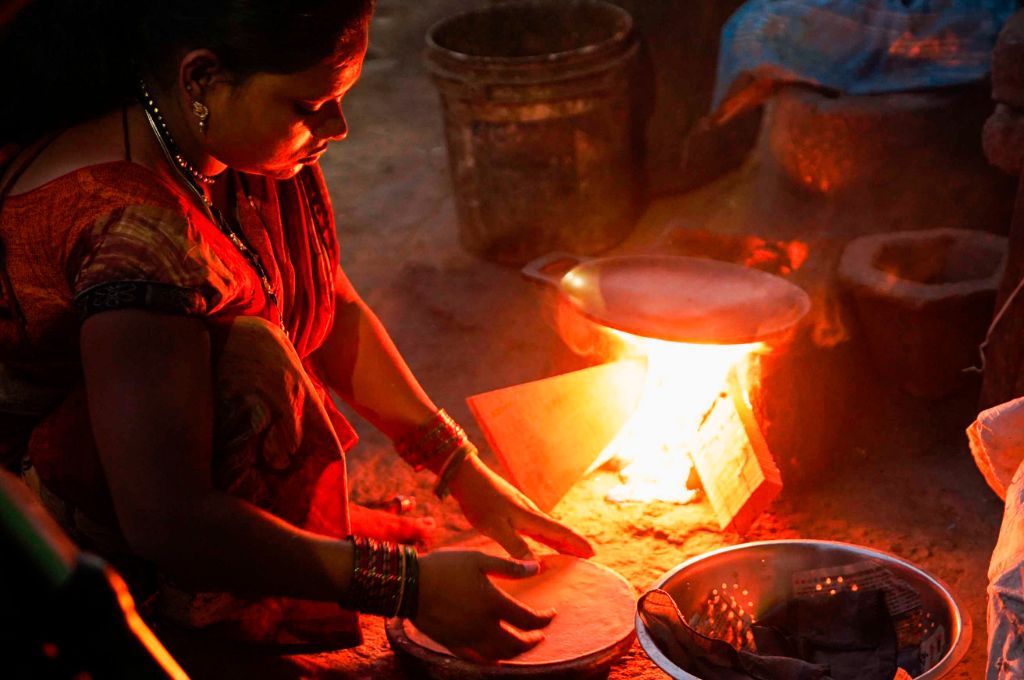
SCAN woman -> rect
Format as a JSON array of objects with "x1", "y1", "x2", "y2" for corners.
[{"x1": 0, "y1": 0, "x2": 593, "y2": 666}]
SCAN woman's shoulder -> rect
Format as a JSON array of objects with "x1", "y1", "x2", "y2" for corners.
[
  {"x1": 3, "y1": 110, "x2": 192, "y2": 221},
  {"x1": 6, "y1": 161, "x2": 188, "y2": 218},
  {"x1": 72, "y1": 161, "x2": 187, "y2": 214}
]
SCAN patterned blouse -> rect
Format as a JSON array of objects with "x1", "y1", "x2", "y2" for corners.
[{"x1": 0, "y1": 160, "x2": 358, "y2": 527}]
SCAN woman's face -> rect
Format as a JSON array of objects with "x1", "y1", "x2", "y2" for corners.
[{"x1": 203, "y1": 26, "x2": 369, "y2": 179}]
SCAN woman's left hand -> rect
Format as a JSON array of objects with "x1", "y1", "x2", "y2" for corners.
[{"x1": 447, "y1": 454, "x2": 594, "y2": 560}]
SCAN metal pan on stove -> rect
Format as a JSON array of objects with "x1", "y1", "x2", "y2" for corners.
[{"x1": 522, "y1": 252, "x2": 811, "y2": 345}]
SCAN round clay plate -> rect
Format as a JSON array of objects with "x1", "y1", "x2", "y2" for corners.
[{"x1": 386, "y1": 554, "x2": 637, "y2": 679}]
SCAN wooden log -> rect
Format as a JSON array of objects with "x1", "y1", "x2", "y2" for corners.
[
  {"x1": 689, "y1": 371, "x2": 783, "y2": 535},
  {"x1": 466, "y1": 359, "x2": 646, "y2": 511}
]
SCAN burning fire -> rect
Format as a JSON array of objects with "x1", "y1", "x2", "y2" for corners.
[
  {"x1": 595, "y1": 330, "x2": 763, "y2": 504},
  {"x1": 539, "y1": 248, "x2": 796, "y2": 524}
]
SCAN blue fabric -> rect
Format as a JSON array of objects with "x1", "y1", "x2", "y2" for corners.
[
  {"x1": 988, "y1": 459, "x2": 1024, "y2": 679},
  {"x1": 713, "y1": 0, "x2": 1016, "y2": 111}
]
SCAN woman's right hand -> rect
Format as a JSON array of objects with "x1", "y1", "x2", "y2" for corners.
[{"x1": 414, "y1": 549, "x2": 556, "y2": 662}]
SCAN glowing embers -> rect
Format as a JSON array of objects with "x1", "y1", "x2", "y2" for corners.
[
  {"x1": 597, "y1": 330, "x2": 764, "y2": 508},
  {"x1": 465, "y1": 290, "x2": 785, "y2": 530}
]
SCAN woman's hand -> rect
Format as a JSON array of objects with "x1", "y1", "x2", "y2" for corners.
[
  {"x1": 415, "y1": 549, "x2": 555, "y2": 662},
  {"x1": 447, "y1": 455, "x2": 594, "y2": 560}
]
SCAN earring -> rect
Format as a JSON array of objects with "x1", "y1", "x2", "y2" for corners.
[{"x1": 191, "y1": 100, "x2": 209, "y2": 135}]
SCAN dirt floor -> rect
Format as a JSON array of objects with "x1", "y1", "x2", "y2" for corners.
[{"x1": 205, "y1": 2, "x2": 1008, "y2": 677}]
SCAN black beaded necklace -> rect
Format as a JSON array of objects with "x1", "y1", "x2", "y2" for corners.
[
  {"x1": 137, "y1": 80, "x2": 215, "y2": 187},
  {"x1": 136, "y1": 80, "x2": 286, "y2": 334}
]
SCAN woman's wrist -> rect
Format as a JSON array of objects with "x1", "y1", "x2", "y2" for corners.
[
  {"x1": 337, "y1": 536, "x2": 419, "y2": 619},
  {"x1": 392, "y1": 408, "x2": 468, "y2": 475},
  {"x1": 445, "y1": 449, "x2": 488, "y2": 499},
  {"x1": 432, "y1": 440, "x2": 478, "y2": 499},
  {"x1": 389, "y1": 407, "x2": 482, "y2": 498}
]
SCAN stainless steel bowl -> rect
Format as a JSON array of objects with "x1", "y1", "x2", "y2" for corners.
[{"x1": 636, "y1": 540, "x2": 972, "y2": 680}]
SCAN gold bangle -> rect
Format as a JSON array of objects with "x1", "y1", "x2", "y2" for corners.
[
  {"x1": 433, "y1": 441, "x2": 477, "y2": 499},
  {"x1": 393, "y1": 409, "x2": 468, "y2": 473},
  {"x1": 394, "y1": 546, "x2": 408, "y2": 618}
]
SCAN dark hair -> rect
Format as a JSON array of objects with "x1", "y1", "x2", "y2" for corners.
[{"x1": 0, "y1": 0, "x2": 374, "y2": 146}]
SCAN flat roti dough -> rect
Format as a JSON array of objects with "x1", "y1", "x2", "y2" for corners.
[{"x1": 406, "y1": 554, "x2": 636, "y2": 665}]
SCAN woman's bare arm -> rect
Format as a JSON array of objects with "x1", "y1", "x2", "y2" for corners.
[
  {"x1": 81, "y1": 310, "x2": 353, "y2": 599},
  {"x1": 81, "y1": 310, "x2": 559, "y2": 660},
  {"x1": 312, "y1": 266, "x2": 437, "y2": 438},
  {"x1": 312, "y1": 267, "x2": 594, "y2": 561}
]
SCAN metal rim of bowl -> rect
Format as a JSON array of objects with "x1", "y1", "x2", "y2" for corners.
[{"x1": 634, "y1": 539, "x2": 973, "y2": 680}]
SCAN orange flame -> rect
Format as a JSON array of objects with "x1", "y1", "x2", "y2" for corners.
[{"x1": 597, "y1": 330, "x2": 764, "y2": 503}]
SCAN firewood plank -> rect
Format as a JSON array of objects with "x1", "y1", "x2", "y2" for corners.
[
  {"x1": 690, "y1": 370, "x2": 783, "y2": 535},
  {"x1": 466, "y1": 359, "x2": 646, "y2": 511}
]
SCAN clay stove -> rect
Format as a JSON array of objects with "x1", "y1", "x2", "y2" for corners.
[
  {"x1": 468, "y1": 251, "x2": 808, "y2": 534},
  {"x1": 585, "y1": 328, "x2": 780, "y2": 535}
]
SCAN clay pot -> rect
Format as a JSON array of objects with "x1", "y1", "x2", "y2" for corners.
[
  {"x1": 838, "y1": 228, "x2": 1007, "y2": 398},
  {"x1": 758, "y1": 86, "x2": 1015, "y2": 237}
]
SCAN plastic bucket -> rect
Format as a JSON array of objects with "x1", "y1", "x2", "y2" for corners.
[{"x1": 425, "y1": 0, "x2": 645, "y2": 265}]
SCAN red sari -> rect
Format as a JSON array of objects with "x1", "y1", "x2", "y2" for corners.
[{"x1": 0, "y1": 158, "x2": 362, "y2": 648}]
